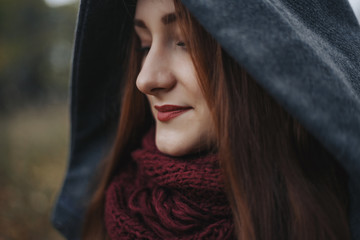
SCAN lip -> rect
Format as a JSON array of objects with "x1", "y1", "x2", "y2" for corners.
[{"x1": 155, "y1": 104, "x2": 192, "y2": 122}]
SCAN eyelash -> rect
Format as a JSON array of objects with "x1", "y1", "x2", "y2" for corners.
[
  {"x1": 137, "y1": 46, "x2": 150, "y2": 53},
  {"x1": 176, "y1": 41, "x2": 186, "y2": 47},
  {"x1": 137, "y1": 41, "x2": 186, "y2": 53}
]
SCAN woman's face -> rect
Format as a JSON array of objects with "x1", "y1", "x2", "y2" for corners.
[{"x1": 134, "y1": 0, "x2": 215, "y2": 156}]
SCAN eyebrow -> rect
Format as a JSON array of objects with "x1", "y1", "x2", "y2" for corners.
[{"x1": 134, "y1": 12, "x2": 177, "y2": 29}]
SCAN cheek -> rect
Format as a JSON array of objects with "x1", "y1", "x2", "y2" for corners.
[{"x1": 176, "y1": 57, "x2": 203, "y2": 98}]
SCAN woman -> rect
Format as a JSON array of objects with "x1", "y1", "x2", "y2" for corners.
[{"x1": 52, "y1": 0, "x2": 360, "y2": 239}]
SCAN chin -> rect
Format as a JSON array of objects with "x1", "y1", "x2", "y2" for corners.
[
  {"x1": 155, "y1": 137, "x2": 193, "y2": 157},
  {"x1": 156, "y1": 143, "x2": 188, "y2": 157}
]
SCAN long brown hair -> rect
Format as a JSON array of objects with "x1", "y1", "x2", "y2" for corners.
[{"x1": 82, "y1": 0, "x2": 350, "y2": 239}]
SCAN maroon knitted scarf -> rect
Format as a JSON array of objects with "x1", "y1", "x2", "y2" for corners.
[{"x1": 104, "y1": 128, "x2": 234, "y2": 239}]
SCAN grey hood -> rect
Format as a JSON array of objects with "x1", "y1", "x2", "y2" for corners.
[{"x1": 52, "y1": 0, "x2": 360, "y2": 239}]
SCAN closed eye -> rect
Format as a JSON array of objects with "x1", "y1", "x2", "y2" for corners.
[
  {"x1": 176, "y1": 41, "x2": 186, "y2": 47},
  {"x1": 137, "y1": 46, "x2": 151, "y2": 53}
]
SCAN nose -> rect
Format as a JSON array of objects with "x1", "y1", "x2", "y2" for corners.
[{"x1": 136, "y1": 47, "x2": 176, "y2": 95}]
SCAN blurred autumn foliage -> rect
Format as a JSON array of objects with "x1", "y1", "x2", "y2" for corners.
[{"x1": 0, "y1": 0, "x2": 78, "y2": 239}]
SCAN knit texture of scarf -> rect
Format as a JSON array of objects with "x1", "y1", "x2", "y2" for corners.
[{"x1": 104, "y1": 127, "x2": 234, "y2": 239}]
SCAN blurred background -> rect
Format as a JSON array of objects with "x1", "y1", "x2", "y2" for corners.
[{"x1": 0, "y1": 0, "x2": 78, "y2": 239}]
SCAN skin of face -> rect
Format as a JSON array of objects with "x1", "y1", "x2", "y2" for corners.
[{"x1": 134, "y1": 0, "x2": 215, "y2": 156}]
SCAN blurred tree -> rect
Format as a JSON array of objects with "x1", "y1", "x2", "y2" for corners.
[{"x1": 0, "y1": 0, "x2": 78, "y2": 112}]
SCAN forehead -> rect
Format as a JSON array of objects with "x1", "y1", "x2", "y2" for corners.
[{"x1": 135, "y1": 0, "x2": 175, "y2": 20}]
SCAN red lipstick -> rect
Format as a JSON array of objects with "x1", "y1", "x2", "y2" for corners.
[{"x1": 155, "y1": 105, "x2": 192, "y2": 122}]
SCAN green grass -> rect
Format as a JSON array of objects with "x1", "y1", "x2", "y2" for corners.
[{"x1": 0, "y1": 103, "x2": 69, "y2": 240}]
